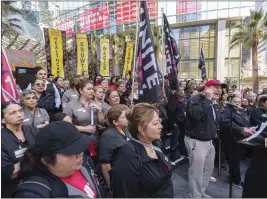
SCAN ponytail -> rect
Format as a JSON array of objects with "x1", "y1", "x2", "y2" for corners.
[{"x1": 18, "y1": 148, "x2": 56, "y2": 180}]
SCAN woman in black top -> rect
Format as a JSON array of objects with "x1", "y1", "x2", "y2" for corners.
[
  {"x1": 250, "y1": 95, "x2": 267, "y2": 140},
  {"x1": 220, "y1": 97, "x2": 255, "y2": 189},
  {"x1": 111, "y1": 103, "x2": 173, "y2": 198},
  {"x1": 1, "y1": 102, "x2": 39, "y2": 198},
  {"x1": 31, "y1": 79, "x2": 57, "y2": 116},
  {"x1": 99, "y1": 105, "x2": 130, "y2": 187}
]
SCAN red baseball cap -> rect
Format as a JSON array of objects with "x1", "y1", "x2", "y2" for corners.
[{"x1": 204, "y1": 79, "x2": 221, "y2": 88}]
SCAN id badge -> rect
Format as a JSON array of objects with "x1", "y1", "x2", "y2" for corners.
[
  {"x1": 84, "y1": 183, "x2": 96, "y2": 198},
  {"x1": 14, "y1": 148, "x2": 27, "y2": 159}
]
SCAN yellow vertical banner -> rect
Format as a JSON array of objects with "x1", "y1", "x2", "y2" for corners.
[
  {"x1": 99, "y1": 38, "x2": 110, "y2": 77},
  {"x1": 76, "y1": 34, "x2": 89, "y2": 75},
  {"x1": 122, "y1": 42, "x2": 134, "y2": 79},
  {"x1": 48, "y1": 29, "x2": 64, "y2": 78}
]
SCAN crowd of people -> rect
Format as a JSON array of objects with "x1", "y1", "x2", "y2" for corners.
[{"x1": 1, "y1": 67, "x2": 267, "y2": 198}]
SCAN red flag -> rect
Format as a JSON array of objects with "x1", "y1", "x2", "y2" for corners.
[{"x1": 1, "y1": 50, "x2": 20, "y2": 103}]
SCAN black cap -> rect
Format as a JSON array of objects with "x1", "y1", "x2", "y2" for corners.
[
  {"x1": 33, "y1": 121, "x2": 93, "y2": 155},
  {"x1": 164, "y1": 75, "x2": 168, "y2": 79}
]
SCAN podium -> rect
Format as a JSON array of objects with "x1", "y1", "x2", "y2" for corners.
[{"x1": 238, "y1": 140, "x2": 267, "y2": 198}]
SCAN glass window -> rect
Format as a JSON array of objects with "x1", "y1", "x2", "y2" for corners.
[
  {"x1": 225, "y1": 35, "x2": 231, "y2": 57},
  {"x1": 230, "y1": 43, "x2": 240, "y2": 58},
  {"x1": 209, "y1": 37, "x2": 215, "y2": 58},
  {"x1": 180, "y1": 61, "x2": 199, "y2": 79},
  {"x1": 207, "y1": 10, "x2": 217, "y2": 19},
  {"x1": 200, "y1": 38, "x2": 209, "y2": 58},
  {"x1": 180, "y1": 39, "x2": 190, "y2": 59},
  {"x1": 207, "y1": 60, "x2": 215, "y2": 78},
  {"x1": 241, "y1": 2, "x2": 255, "y2": 7},
  {"x1": 200, "y1": 25, "x2": 209, "y2": 38},
  {"x1": 218, "y1": 9, "x2": 229, "y2": 18},
  {"x1": 201, "y1": 1, "x2": 208, "y2": 11},
  {"x1": 189, "y1": 62, "x2": 199, "y2": 79},
  {"x1": 229, "y1": 2, "x2": 241, "y2": 8},
  {"x1": 240, "y1": 7, "x2": 251, "y2": 16},
  {"x1": 190, "y1": 39, "x2": 199, "y2": 59},
  {"x1": 209, "y1": 25, "x2": 215, "y2": 37},
  {"x1": 201, "y1": 11, "x2": 207, "y2": 20},
  {"x1": 172, "y1": 28, "x2": 180, "y2": 41},
  {"x1": 187, "y1": 1, "x2": 197, "y2": 13},
  {"x1": 190, "y1": 26, "x2": 199, "y2": 38},
  {"x1": 180, "y1": 27, "x2": 190, "y2": 39},
  {"x1": 218, "y1": 2, "x2": 229, "y2": 9},
  {"x1": 186, "y1": 13, "x2": 198, "y2": 22},
  {"x1": 207, "y1": 2, "x2": 217, "y2": 10},
  {"x1": 229, "y1": 8, "x2": 240, "y2": 17}
]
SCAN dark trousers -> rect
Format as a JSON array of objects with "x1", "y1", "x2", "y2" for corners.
[
  {"x1": 222, "y1": 136, "x2": 247, "y2": 183},
  {"x1": 213, "y1": 137, "x2": 224, "y2": 165},
  {"x1": 170, "y1": 124, "x2": 181, "y2": 161},
  {"x1": 178, "y1": 123, "x2": 187, "y2": 156}
]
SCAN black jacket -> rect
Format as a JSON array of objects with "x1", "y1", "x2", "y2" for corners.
[
  {"x1": 13, "y1": 155, "x2": 104, "y2": 198},
  {"x1": 166, "y1": 92, "x2": 185, "y2": 126},
  {"x1": 220, "y1": 106, "x2": 251, "y2": 141},
  {"x1": 110, "y1": 140, "x2": 173, "y2": 198},
  {"x1": 184, "y1": 94, "x2": 221, "y2": 141},
  {"x1": 247, "y1": 103, "x2": 256, "y2": 116},
  {"x1": 38, "y1": 91, "x2": 56, "y2": 115},
  {"x1": 1, "y1": 125, "x2": 39, "y2": 198}
]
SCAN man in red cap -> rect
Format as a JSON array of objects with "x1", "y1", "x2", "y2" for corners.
[{"x1": 184, "y1": 79, "x2": 222, "y2": 198}]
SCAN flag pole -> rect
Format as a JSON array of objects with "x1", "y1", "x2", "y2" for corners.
[
  {"x1": 131, "y1": 1, "x2": 140, "y2": 106},
  {"x1": 161, "y1": 8, "x2": 165, "y2": 90}
]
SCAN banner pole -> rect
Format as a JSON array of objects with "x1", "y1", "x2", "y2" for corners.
[
  {"x1": 161, "y1": 8, "x2": 165, "y2": 90},
  {"x1": 131, "y1": 0, "x2": 140, "y2": 106},
  {"x1": 2, "y1": 88, "x2": 19, "y2": 103}
]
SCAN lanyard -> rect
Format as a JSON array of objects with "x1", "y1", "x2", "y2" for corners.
[{"x1": 130, "y1": 138, "x2": 163, "y2": 153}]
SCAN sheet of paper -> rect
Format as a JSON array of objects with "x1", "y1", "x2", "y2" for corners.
[
  {"x1": 250, "y1": 126, "x2": 258, "y2": 131},
  {"x1": 245, "y1": 121, "x2": 267, "y2": 142}
]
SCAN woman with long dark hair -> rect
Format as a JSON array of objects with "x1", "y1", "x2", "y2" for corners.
[{"x1": 1, "y1": 102, "x2": 39, "y2": 198}]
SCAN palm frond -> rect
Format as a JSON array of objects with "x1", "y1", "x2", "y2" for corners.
[
  {"x1": 232, "y1": 23, "x2": 244, "y2": 30},
  {"x1": 264, "y1": 13, "x2": 267, "y2": 27},
  {"x1": 253, "y1": 8, "x2": 263, "y2": 22}
]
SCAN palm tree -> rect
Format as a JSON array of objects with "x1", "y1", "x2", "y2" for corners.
[
  {"x1": 1, "y1": 1, "x2": 23, "y2": 31},
  {"x1": 230, "y1": 8, "x2": 267, "y2": 93}
]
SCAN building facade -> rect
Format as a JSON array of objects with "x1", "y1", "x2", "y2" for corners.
[
  {"x1": 4, "y1": 1, "x2": 256, "y2": 86},
  {"x1": 256, "y1": 0, "x2": 267, "y2": 64}
]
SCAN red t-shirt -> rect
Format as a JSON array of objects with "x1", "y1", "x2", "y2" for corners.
[{"x1": 61, "y1": 171, "x2": 96, "y2": 198}]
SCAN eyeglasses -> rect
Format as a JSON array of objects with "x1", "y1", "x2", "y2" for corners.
[
  {"x1": 24, "y1": 96, "x2": 37, "y2": 100},
  {"x1": 35, "y1": 83, "x2": 45, "y2": 87}
]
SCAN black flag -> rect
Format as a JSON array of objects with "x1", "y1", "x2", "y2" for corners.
[
  {"x1": 199, "y1": 45, "x2": 207, "y2": 80},
  {"x1": 137, "y1": 1, "x2": 163, "y2": 103},
  {"x1": 163, "y1": 13, "x2": 181, "y2": 91}
]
